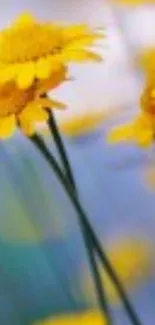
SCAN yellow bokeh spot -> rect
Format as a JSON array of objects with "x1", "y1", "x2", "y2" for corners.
[
  {"x1": 113, "y1": 0, "x2": 155, "y2": 5},
  {"x1": 83, "y1": 238, "x2": 152, "y2": 304},
  {"x1": 107, "y1": 124, "x2": 134, "y2": 144},
  {"x1": 144, "y1": 165, "x2": 155, "y2": 190},
  {"x1": 42, "y1": 109, "x2": 121, "y2": 138},
  {"x1": 59, "y1": 111, "x2": 106, "y2": 137},
  {"x1": 33, "y1": 310, "x2": 107, "y2": 325}
]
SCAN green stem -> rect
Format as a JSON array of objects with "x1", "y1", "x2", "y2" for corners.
[
  {"x1": 47, "y1": 110, "x2": 77, "y2": 193},
  {"x1": 47, "y1": 111, "x2": 112, "y2": 324},
  {"x1": 31, "y1": 134, "x2": 143, "y2": 325},
  {"x1": 85, "y1": 234, "x2": 113, "y2": 324}
]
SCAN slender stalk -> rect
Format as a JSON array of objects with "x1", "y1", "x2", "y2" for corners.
[
  {"x1": 78, "y1": 221, "x2": 112, "y2": 324},
  {"x1": 85, "y1": 234, "x2": 113, "y2": 324},
  {"x1": 47, "y1": 110, "x2": 112, "y2": 324},
  {"x1": 31, "y1": 134, "x2": 143, "y2": 325},
  {"x1": 47, "y1": 110, "x2": 77, "y2": 193}
]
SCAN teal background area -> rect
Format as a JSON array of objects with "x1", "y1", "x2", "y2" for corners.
[{"x1": 0, "y1": 127, "x2": 155, "y2": 325}]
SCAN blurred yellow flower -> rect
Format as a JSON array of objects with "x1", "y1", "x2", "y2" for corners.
[
  {"x1": 0, "y1": 81, "x2": 65, "y2": 138},
  {"x1": 0, "y1": 12, "x2": 102, "y2": 89},
  {"x1": 108, "y1": 78, "x2": 155, "y2": 148},
  {"x1": 83, "y1": 238, "x2": 152, "y2": 304},
  {"x1": 107, "y1": 112, "x2": 154, "y2": 148},
  {"x1": 33, "y1": 310, "x2": 106, "y2": 325},
  {"x1": 143, "y1": 165, "x2": 155, "y2": 189}
]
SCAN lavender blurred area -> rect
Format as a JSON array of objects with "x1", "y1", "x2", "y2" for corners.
[{"x1": 0, "y1": 1, "x2": 155, "y2": 325}]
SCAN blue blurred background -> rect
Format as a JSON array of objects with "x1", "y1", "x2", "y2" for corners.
[{"x1": 1, "y1": 1, "x2": 155, "y2": 324}]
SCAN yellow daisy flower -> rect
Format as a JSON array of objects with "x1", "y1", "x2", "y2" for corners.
[
  {"x1": 0, "y1": 12, "x2": 102, "y2": 89},
  {"x1": 0, "y1": 81, "x2": 65, "y2": 138},
  {"x1": 33, "y1": 310, "x2": 106, "y2": 325},
  {"x1": 83, "y1": 239, "x2": 152, "y2": 304}
]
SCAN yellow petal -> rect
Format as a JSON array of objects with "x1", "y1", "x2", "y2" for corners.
[
  {"x1": 0, "y1": 115, "x2": 16, "y2": 139},
  {"x1": 36, "y1": 67, "x2": 66, "y2": 95},
  {"x1": 107, "y1": 124, "x2": 133, "y2": 144},
  {"x1": 47, "y1": 56, "x2": 63, "y2": 73},
  {"x1": 19, "y1": 118, "x2": 34, "y2": 136},
  {"x1": 62, "y1": 25, "x2": 92, "y2": 42},
  {"x1": 13, "y1": 12, "x2": 36, "y2": 28},
  {"x1": 62, "y1": 25, "x2": 104, "y2": 49},
  {"x1": 135, "y1": 129, "x2": 153, "y2": 148},
  {"x1": 139, "y1": 48, "x2": 155, "y2": 75},
  {"x1": 66, "y1": 35, "x2": 101, "y2": 48},
  {"x1": 22, "y1": 103, "x2": 49, "y2": 121},
  {"x1": 60, "y1": 49, "x2": 102, "y2": 62},
  {"x1": 0, "y1": 65, "x2": 17, "y2": 84},
  {"x1": 136, "y1": 113, "x2": 152, "y2": 128},
  {"x1": 35, "y1": 58, "x2": 51, "y2": 80},
  {"x1": 16, "y1": 62, "x2": 35, "y2": 89},
  {"x1": 19, "y1": 103, "x2": 49, "y2": 136},
  {"x1": 41, "y1": 97, "x2": 66, "y2": 109}
]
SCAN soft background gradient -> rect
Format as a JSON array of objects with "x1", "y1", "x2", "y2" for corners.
[{"x1": 1, "y1": 1, "x2": 155, "y2": 324}]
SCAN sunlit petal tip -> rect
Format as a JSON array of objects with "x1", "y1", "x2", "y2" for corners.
[
  {"x1": 62, "y1": 24, "x2": 91, "y2": 40},
  {"x1": 47, "y1": 98, "x2": 67, "y2": 109},
  {"x1": 61, "y1": 49, "x2": 102, "y2": 63},
  {"x1": 83, "y1": 50, "x2": 103, "y2": 62}
]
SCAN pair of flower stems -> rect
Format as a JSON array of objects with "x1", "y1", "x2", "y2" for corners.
[{"x1": 31, "y1": 109, "x2": 143, "y2": 325}]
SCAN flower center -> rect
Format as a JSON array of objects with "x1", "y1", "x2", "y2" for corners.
[
  {"x1": 0, "y1": 24, "x2": 62, "y2": 63},
  {"x1": 0, "y1": 82, "x2": 34, "y2": 117}
]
